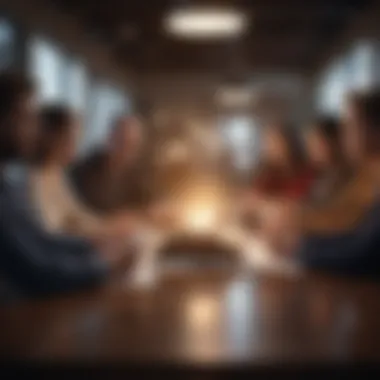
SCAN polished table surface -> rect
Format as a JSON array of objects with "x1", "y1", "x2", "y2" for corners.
[{"x1": 1, "y1": 270, "x2": 380, "y2": 366}]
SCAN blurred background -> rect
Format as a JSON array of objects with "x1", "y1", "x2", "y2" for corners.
[
  {"x1": 0, "y1": 0, "x2": 379, "y2": 179},
  {"x1": 2, "y1": 1, "x2": 380, "y2": 370}
]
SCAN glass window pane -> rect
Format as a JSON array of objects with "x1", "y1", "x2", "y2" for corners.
[
  {"x1": 86, "y1": 82, "x2": 109, "y2": 147},
  {"x1": 65, "y1": 59, "x2": 88, "y2": 111},
  {"x1": 316, "y1": 40, "x2": 380, "y2": 114},
  {"x1": 316, "y1": 58, "x2": 348, "y2": 116},
  {"x1": 82, "y1": 81, "x2": 131, "y2": 153},
  {"x1": 220, "y1": 115, "x2": 260, "y2": 173},
  {"x1": 28, "y1": 37, "x2": 66, "y2": 104}
]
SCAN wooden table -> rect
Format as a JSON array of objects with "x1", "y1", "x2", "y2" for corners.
[{"x1": 1, "y1": 270, "x2": 380, "y2": 374}]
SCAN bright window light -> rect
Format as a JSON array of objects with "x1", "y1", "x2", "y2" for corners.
[
  {"x1": 164, "y1": 7, "x2": 248, "y2": 40},
  {"x1": 220, "y1": 115, "x2": 260, "y2": 173},
  {"x1": 29, "y1": 37, "x2": 66, "y2": 103}
]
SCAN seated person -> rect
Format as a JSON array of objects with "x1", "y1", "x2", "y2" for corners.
[
  {"x1": 300, "y1": 93, "x2": 380, "y2": 235},
  {"x1": 0, "y1": 72, "x2": 121, "y2": 299},
  {"x1": 251, "y1": 123, "x2": 316, "y2": 201},
  {"x1": 283, "y1": 91, "x2": 380, "y2": 276},
  {"x1": 71, "y1": 115, "x2": 149, "y2": 215},
  {"x1": 305, "y1": 117, "x2": 353, "y2": 204},
  {"x1": 29, "y1": 105, "x2": 138, "y2": 242},
  {"x1": 244, "y1": 123, "x2": 316, "y2": 248}
]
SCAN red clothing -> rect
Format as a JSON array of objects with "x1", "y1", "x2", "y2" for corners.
[{"x1": 254, "y1": 167, "x2": 316, "y2": 200}]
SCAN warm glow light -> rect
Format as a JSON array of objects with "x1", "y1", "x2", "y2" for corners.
[
  {"x1": 175, "y1": 181, "x2": 227, "y2": 234},
  {"x1": 164, "y1": 7, "x2": 248, "y2": 40},
  {"x1": 182, "y1": 203, "x2": 219, "y2": 233},
  {"x1": 186, "y1": 295, "x2": 218, "y2": 328}
]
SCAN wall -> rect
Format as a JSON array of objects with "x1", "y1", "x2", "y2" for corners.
[
  {"x1": 0, "y1": 0, "x2": 135, "y2": 153},
  {"x1": 0, "y1": 0, "x2": 132, "y2": 87},
  {"x1": 137, "y1": 72, "x2": 309, "y2": 125}
]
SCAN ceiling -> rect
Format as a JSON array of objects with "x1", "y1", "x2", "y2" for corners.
[
  {"x1": 37, "y1": 0, "x2": 376, "y2": 122},
  {"x1": 48, "y1": 0, "x2": 373, "y2": 77}
]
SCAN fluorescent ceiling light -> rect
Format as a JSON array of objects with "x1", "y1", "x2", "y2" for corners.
[{"x1": 164, "y1": 6, "x2": 248, "y2": 40}]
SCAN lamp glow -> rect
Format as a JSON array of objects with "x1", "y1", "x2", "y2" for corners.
[
  {"x1": 182, "y1": 204, "x2": 218, "y2": 233},
  {"x1": 164, "y1": 7, "x2": 248, "y2": 40},
  {"x1": 177, "y1": 184, "x2": 226, "y2": 234}
]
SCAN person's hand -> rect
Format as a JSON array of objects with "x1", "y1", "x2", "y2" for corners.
[
  {"x1": 96, "y1": 237, "x2": 136, "y2": 273},
  {"x1": 260, "y1": 199, "x2": 301, "y2": 255},
  {"x1": 239, "y1": 190, "x2": 262, "y2": 210},
  {"x1": 105, "y1": 211, "x2": 143, "y2": 238},
  {"x1": 237, "y1": 190, "x2": 265, "y2": 228},
  {"x1": 147, "y1": 202, "x2": 177, "y2": 226}
]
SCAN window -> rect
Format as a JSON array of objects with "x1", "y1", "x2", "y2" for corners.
[
  {"x1": 27, "y1": 36, "x2": 130, "y2": 154},
  {"x1": 28, "y1": 36, "x2": 67, "y2": 104},
  {"x1": 84, "y1": 82, "x2": 128, "y2": 150},
  {"x1": 348, "y1": 41, "x2": 376, "y2": 91},
  {"x1": 316, "y1": 40, "x2": 380, "y2": 115},
  {"x1": 64, "y1": 58, "x2": 88, "y2": 111},
  {"x1": 85, "y1": 81, "x2": 109, "y2": 149},
  {"x1": 220, "y1": 115, "x2": 260, "y2": 174},
  {"x1": 316, "y1": 57, "x2": 348, "y2": 116}
]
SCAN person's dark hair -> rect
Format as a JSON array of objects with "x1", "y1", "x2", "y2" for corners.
[
  {"x1": 361, "y1": 89, "x2": 380, "y2": 131},
  {"x1": 0, "y1": 71, "x2": 34, "y2": 124},
  {"x1": 311, "y1": 116, "x2": 345, "y2": 166},
  {"x1": 255, "y1": 123, "x2": 306, "y2": 182},
  {"x1": 0, "y1": 71, "x2": 34, "y2": 161},
  {"x1": 34, "y1": 104, "x2": 74, "y2": 165},
  {"x1": 312, "y1": 116, "x2": 340, "y2": 145},
  {"x1": 346, "y1": 91, "x2": 365, "y2": 108},
  {"x1": 40, "y1": 105, "x2": 73, "y2": 133},
  {"x1": 275, "y1": 123, "x2": 306, "y2": 169},
  {"x1": 110, "y1": 115, "x2": 130, "y2": 135}
]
